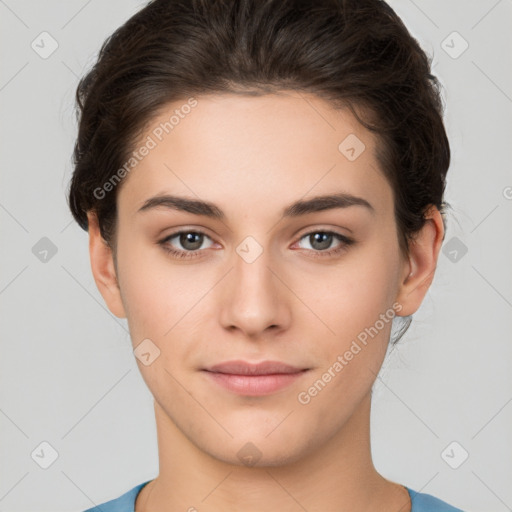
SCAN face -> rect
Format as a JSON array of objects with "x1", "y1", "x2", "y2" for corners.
[{"x1": 92, "y1": 91, "x2": 418, "y2": 466}]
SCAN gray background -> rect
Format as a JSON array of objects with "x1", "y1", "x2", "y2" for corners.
[{"x1": 1, "y1": 1, "x2": 511, "y2": 511}]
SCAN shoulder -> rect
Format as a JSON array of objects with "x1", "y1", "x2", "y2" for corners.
[
  {"x1": 406, "y1": 487, "x2": 466, "y2": 512},
  {"x1": 82, "y1": 482, "x2": 467, "y2": 512},
  {"x1": 81, "y1": 481, "x2": 151, "y2": 512}
]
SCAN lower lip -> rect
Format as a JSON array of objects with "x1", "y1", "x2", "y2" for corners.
[{"x1": 203, "y1": 370, "x2": 309, "y2": 396}]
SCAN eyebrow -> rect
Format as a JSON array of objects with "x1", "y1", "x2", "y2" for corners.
[{"x1": 137, "y1": 192, "x2": 375, "y2": 219}]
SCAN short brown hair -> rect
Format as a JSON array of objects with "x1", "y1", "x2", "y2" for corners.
[{"x1": 67, "y1": 0, "x2": 450, "y2": 260}]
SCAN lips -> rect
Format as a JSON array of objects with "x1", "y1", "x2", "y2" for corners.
[
  {"x1": 201, "y1": 360, "x2": 310, "y2": 395},
  {"x1": 204, "y1": 360, "x2": 307, "y2": 376}
]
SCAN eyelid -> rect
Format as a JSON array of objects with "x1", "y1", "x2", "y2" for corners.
[
  {"x1": 161, "y1": 228, "x2": 216, "y2": 248},
  {"x1": 291, "y1": 228, "x2": 354, "y2": 253},
  {"x1": 293, "y1": 221, "x2": 354, "y2": 240},
  {"x1": 159, "y1": 225, "x2": 352, "y2": 245},
  {"x1": 294, "y1": 224, "x2": 353, "y2": 239},
  {"x1": 158, "y1": 226, "x2": 355, "y2": 261}
]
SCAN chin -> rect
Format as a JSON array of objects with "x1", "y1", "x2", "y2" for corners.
[{"x1": 198, "y1": 429, "x2": 314, "y2": 469}]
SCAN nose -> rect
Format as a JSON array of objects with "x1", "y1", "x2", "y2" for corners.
[{"x1": 219, "y1": 243, "x2": 291, "y2": 338}]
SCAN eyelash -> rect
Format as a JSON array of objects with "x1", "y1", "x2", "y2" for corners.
[{"x1": 158, "y1": 229, "x2": 355, "y2": 260}]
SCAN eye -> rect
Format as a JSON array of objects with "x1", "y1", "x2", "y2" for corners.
[
  {"x1": 158, "y1": 228, "x2": 355, "y2": 261},
  {"x1": 158, "y1": 230, "x2": 215, "y2": 260},
  {"x1": 294, "y1": 230, "x2": 355, "y2": 258}
]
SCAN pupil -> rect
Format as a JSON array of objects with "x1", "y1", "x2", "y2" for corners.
[
  {"x1": 312, "y1": 233, "x2": 331, "y2": 250},
  {"x1": 181, "y1": 232, "x2": 202, "y2": 250}
]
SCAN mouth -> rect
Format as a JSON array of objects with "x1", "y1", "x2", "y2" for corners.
[{"x1": 201, "y1": 360, "x2": 310, "y2": 396}]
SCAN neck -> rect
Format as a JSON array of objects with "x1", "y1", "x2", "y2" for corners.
[{"x1": 136, "y1": 392, "x2": 410, "y2": 512}]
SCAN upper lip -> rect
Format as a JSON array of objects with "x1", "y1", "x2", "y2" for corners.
[{"x1": 204, "y1": 360, "x2": 308, "y2": 375}]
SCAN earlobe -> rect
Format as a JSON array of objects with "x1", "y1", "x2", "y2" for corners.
[
  {"x1": 87, "y1": 211, "x2": 127, "y2": 319},
  {"x1": 395, "y1": 206, "x2": 445, "y2": 317}
]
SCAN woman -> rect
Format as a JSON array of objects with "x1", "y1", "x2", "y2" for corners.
[{"x1": 67, "y1": 0, "x2": 465, "y2": 510}]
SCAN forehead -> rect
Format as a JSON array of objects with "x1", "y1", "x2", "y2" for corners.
[{"x1": 118, "y1": 92, "x2": 392, "y2": 219}]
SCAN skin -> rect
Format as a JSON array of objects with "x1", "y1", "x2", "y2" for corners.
[{"x1": 87, "y1": 91, "x2": 444, "y2": 512}]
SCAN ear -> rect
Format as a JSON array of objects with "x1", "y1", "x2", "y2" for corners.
[
  {"x1": 395, "y1": 205, "x2": 445, "y2": 317},
  {"x1": 87, "y1": 211, "x2": 127, "y2": 319}
]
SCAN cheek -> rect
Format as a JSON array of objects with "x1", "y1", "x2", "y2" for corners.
[
  {"x1": 313, "y1": 247, "x2": 398, "y2": 343},
  {"x1": 116, "y1": 238, "x2": 202, "y2": 336},
  {"x1": 296, "y1": 262, "x2": 397, "y2": 424},
  {"x1": 302, "y1": 242, "x2": 399, "y2": 403}
]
